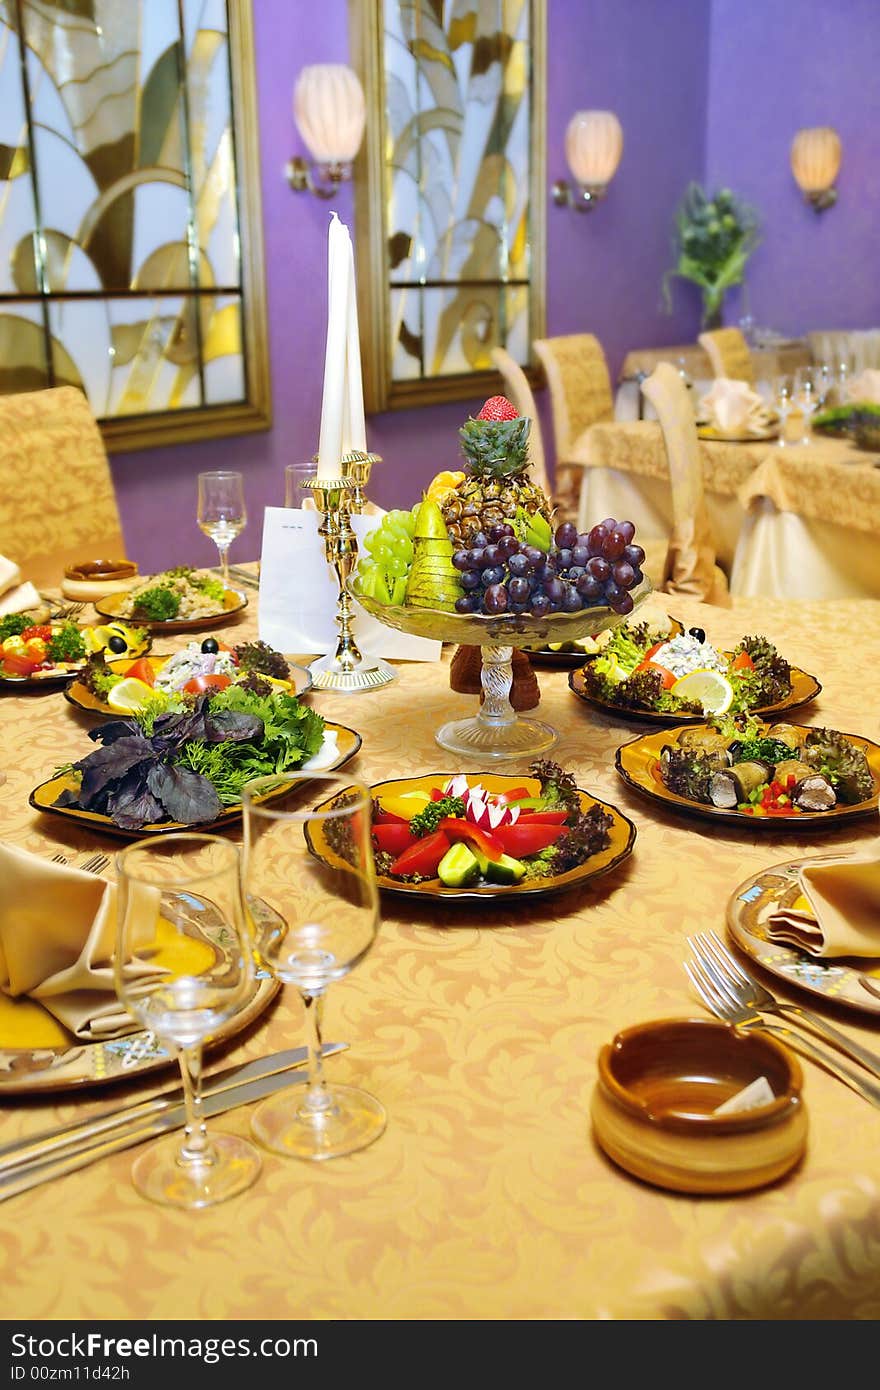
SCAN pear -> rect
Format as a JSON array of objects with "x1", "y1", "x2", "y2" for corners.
[{"x1": 413, "y1": 497, "x2": 451, "y2": 540}]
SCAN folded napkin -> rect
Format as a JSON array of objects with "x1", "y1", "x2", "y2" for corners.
[
  {"x1": 766, "y1": 852, "x2": 880, "y2": 958},
  {"x1": 0, "y1": 552, "x2": 42, "y2": 617},
  {"x1": 0, "y1": 843, "x2": 161, "y2": 1041},
  {"x1": 698, "y1": 377, "x2": 770, "y2": 433},
  {"x1": 845, "y1": 369, "x2": 880, "y2": 406}
]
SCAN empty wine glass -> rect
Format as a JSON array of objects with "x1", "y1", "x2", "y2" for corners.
[
  {"x1": 114, "y1": 834, "x2": 262, "y2": 1209},
  {"x1": 773, "y1": 374, "x2": 794, "y2": 447},
  {"x1": 794, "y1": 367, "x2": 818, "y2": 443},
  {"x1": 197, "y1": 471, "x2": 247, "y2": 587},
  {"x1": 241, "y1": 772, "x2": 384, "y2": 1161},
  {"x1": 284, "y1": 460, "x2": 319, "y2": 509}
]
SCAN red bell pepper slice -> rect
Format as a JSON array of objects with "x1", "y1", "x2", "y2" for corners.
[
  {"x1": 373, "y1": 809, "x2": 408, "y2": 824},
  {"x1": 388, "y1": 830, "x2": 451, "y2": 878},
  {"x1": 493, "y1": 787, "x2": 532, "y2": 805},
  {"x1": 731, "y1": 651, "x2": 755, "y2": 671},
  {"x1": 372, "y1": 822, "x2": 416, "y2": 856},
  {"x1": 437, "y1": 817, "x2": 503, "y2": 861},
  {"x1": 494, "y1": 822, "x2": 565, "y2": 857},
  {"x1": 515, "y1": 810, "x2": 568, "y2": 825},
  {"x1": 430, "y1": 788, "x2": 447, "y2": 801}
]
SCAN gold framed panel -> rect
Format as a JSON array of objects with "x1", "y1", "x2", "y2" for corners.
[
  {"x1": 0, "y1": 0, "x2": 271, "y2": 452},
  {"x1": 351, "y1": 0, "x2": 546, "y2": 413}
]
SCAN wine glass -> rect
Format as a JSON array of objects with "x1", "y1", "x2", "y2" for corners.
[
  {"x1": 284, "y1": 460, "x2": 318, "y2": 509},
  {"x1": 773, "y1": 373, "x2": 794, "y2": 447},
  {"x1": 114, "y1": 834, "x2": 262, "y2": 1209},
  {"x1": 197, "y1": 471, "x2": 247, "y2": 587},
  {"x1": 241, "y1": 772, "x2": 384, "y2": 1161},
  {"x1": 794, "y1": 367, "x2": 818, "y2": 443}
]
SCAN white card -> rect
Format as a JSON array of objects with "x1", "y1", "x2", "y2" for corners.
[{"x1": 257, "y1": 506, "x2": 442, "y2": 661}]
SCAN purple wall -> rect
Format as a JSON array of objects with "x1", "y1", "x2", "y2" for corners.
[
  {"x1": 111, "y1": 0, "x2": 710, "y2": 571},
  {"x1": 705, "y1": 0, "x2": 880, "y2": 336}
]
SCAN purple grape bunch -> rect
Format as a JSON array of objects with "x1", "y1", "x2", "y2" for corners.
[{"x1": 452, "y1": 518, "x2": 645, "y2": 617}]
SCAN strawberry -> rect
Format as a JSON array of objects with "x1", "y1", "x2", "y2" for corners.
[{"x1": 476, "y1": 395, "x2": 519, "y2": 422}]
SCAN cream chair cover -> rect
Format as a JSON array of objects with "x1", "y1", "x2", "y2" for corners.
[
  {"x1": 533, "y1": 333, "x2": 614, "y2": 524},
  {"x1": 807, "y1": 329, "x2": 880, "y2": 373},
  {"x1": 698, "y1": 327, "x2": 756, "y2": 387},
  {"x1": 0, "y1": 386, "x2": 126, "y2": 589},
  {"x1": 640, "y1": 363, "x2": 730, "y2": 605},
  {"x1": 489, "y1": 346, "x2": 550, "y2": 494}
]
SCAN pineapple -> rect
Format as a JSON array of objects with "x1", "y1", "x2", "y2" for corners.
[{"x1": 441, "y1": 395, "x2": 554, "y2": 548}]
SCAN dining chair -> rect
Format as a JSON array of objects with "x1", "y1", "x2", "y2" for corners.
[
  {"x1": 640, "y1": 363, "x2": 731, "y2": 606},
  {"x1": 489, "y1": 346, "x2": 550, "y2": 494},
  {"x1": 0, "y1": 386, "x2": 127, "y2": 589},
  {"x1": 532, "y1": 333, "x2": 615, "y2": 524},
  {"x1": 698, "y1": 327, "x2": 756, "y2": 388}
]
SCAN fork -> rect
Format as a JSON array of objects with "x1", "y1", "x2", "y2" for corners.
[
  {"x1": 685, "y1": 954, "x2": 880, "y2": 1108},
  {"x1": 691, "y1": 930, "x2": 880, "y2": 1080},
  {"x1": 50, "y1": 852, "x2": 109, "y2": 873}
]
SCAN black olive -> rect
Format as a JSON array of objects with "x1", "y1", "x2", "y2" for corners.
[
  {"x1": 201, "y1": 637, "x2": 220, "y2": 654},
  {"x1": 107, "y1": 635, "x2": 127, "y2": 653},
  {"x1": 688, "y1": 626, "x2": 706, "y2": 643}
]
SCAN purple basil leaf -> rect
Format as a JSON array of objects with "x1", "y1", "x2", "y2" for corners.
[
  {"x1": 76, "y1": 737, "x2": 156, "y2": 804},
  {"x1": 149, "y1": 702, "x2": 209, "y2": 750},
  {"x1": 147, "y1": 763, "x2": 223, "y2": 825},
  {"x1": 107, "y1": 768, "x2": 165, "y2": 829},
  {"x1": 89, "y1": 717, "x2": 141, "y2": 745},
  {"x1": 204, "y1": 708, "x2": 263, "y2": 743}
]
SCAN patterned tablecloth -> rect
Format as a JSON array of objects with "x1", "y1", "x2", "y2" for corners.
[{"x1": 2, "y1": 587, "x2": 880, "y2": 1320}]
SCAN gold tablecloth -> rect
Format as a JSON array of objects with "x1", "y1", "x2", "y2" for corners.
[{"x1": 2, "y1": 590, "x2": 880, "y2": 1320}]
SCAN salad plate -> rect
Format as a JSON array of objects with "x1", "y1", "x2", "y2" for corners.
[
  {"x1": 696, "y1": 422, "x2": 779, "y2": 443},
  {"x1": 571, "y1": 662, "x2": 822, "y2": 724},
  {"x1": 95, "y1": 580, "x2": 247, "y2": 632},
  {"x1": 307, "y1": 770, "x2": 637, "y2": 902},
  {"x1": 64, "y1": 652, "x2": 314, "y2": 717},
  {"x1": 29, "y1": 720, "x2": 362, "y2": 839},
  {"x1": 726, "y1": 858, "x2": 880, "y2": 1018},
  {"x1": 615, "y1": 721, "x2": 880, "y2": 828},
  {"x1": 0, "y1": 894, "x2": 280, "y2": 1093},
  {"x1": 524, "y1": 617, "x2": 684, "y2": 668},
  {"x1": 0, "y1": 619, "x2": 150, "y2": 688}
]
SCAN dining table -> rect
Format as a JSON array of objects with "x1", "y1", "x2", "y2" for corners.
[
  {"x1": 2, "y1": 577, "x2": 880, "y2": 1322},
  {"x1": 614, "y1": 339, "x2": 812, "y2": 420},
  {"x1": 563, "y1": 420, "x2": 880, "y2": 600}
]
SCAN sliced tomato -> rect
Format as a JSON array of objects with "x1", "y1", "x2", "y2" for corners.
[
  {"x1": 493, "y1": 786, "x2": 532, "y2": 805},
  {"x1": 125, "y1": 657, "x2": 156, "y2": 686},
  {"x1": 371, "y1": 822, "x2": 416, "y2": 856},
  {"x1": 437, "y1": 817, "x2": 503, "y2": 861},
  {"x1": 635, "y1": 659, "x2": 676, "y2": 690},
  {"x1": 20, "y1": 625, "x2": 52, "y2": 642},
  {"x1": 183, "y1": 673, "x2": 232, "y2": 695},
  {"x1": 0, "y1": 652, "x2": 41, "y2": 677},
  {"x1": 515, "y1": 810, "x2": 569, "y2": 825},
  {"x1": 495, "y1": 822, "x2": 565, "y2": 857},
  {"x1": 388, "y1": 830, "x2": 451, "y2": 878},
  {"x1": 430, "y1": 788, "x2": 447, "y2": 802},
  {"x1": 373, "y1": 809, "x2": 408, "y2": 825},
  {"x1": 731, "y1": 651, "x2": 755, "y2": 672}
]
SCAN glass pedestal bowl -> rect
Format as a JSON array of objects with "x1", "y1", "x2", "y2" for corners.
[{"x1": 352, "y1": 576, "x2": 654, "y2": 761}]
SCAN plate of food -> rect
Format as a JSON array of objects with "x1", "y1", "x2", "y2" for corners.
[
  {"x1": 524, "y1": 608, "x2": 684, "y2": 668},
  {"x1": 64, "y1": 637, "x2": 312, "y2": 717},
  {"x1": 726, "y1": 857, "x2": 880, "y2": 1018},
  {"x1": 94, "y1": 567, "x2": 247, "y2": 631},
  {"x1": 615, "y1": 717, "x2": 880, "y2": 827},
  {"x1": 570, "y1": 621, "x2": 820, "y2": 723},
  {"x1": 0, "y1": 892, "x2": 280, "y2": 1093},
  {"x1": 696, "y1": 421, "x2": 780, "y2": 442},
  {"x1": 307, "y1": 761, "x2": 636, "y2": 901},
  {"x1": 30, "y1": 683, "x2": 361, "y2": 838},
  {"x1": 0, "y1": 611, "x2": 150, "y2": 687}
]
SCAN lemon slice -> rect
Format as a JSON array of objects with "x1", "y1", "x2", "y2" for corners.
[
  {"x1": 670, "y1": 668, "x2": 734, "y2": 714},
  {"x1": 606, "y1": 658, "x2": 632, "y2": 684},
  {"x1": 106, "y1": 677, "x2": 155, "y2": 713}
]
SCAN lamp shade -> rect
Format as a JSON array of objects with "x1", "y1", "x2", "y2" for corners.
[
  {"x1": 790, "y1": 126, "x2": 841, "y2": 194},
  {"x1": 293, "y1": 64, "x2": 366, "y2": 164},
  {"x1": 564, "y1": 110, "x2": 623, "y2": 189}
]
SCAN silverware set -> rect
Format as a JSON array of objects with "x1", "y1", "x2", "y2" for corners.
[
  {"x1": 50, "y1": 852, "x2": 110, "y2": 874},
  {"x1": 686, "y1": 930, "x2": 880, "y2": 1108}
]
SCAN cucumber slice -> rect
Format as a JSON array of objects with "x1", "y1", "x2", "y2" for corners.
[
  {"x1": 484, "y1": 852, "x2": 527, "y2": 885},
  {"x1": 437, "y1": 843, "x2": 481, "y2": 888}
]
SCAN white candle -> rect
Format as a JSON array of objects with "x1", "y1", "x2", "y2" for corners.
[
  {"x1": 317, "y1": 212, "x2": 349, "y2": 479},
  {"x1": 344, "y1": 225, "x2": 367, "y2": 455}
]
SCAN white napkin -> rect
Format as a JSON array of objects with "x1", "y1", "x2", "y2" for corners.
[
  {"x1": 698, "y1": 376, "x2": 770, "y2": 433},
  {"x1": 0, "y1": 553, "x2": 41, "y2": 617},
  {"x1": 845, "y1": 369, "x2": 880, "y2": 405}
]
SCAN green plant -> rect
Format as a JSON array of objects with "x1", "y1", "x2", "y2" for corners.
[{"x1": 662, "y1": 183, "x2": 760, "y2": 327}]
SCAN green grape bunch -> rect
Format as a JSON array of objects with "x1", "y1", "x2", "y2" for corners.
[{"x1": 356, "y1": 507, "x2": 418, "y2": 603}]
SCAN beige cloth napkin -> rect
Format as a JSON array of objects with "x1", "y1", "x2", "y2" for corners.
[
  {"x1": 0, "y1": 552, "x2": 42, "y2": 617},
  {"x1": 766, "y1": 852, "x2": 880, "y2": 957},
  {"x1": 698, "y1": 377, "x2": 770, "y2": 433},
  {"x1": 0, "y1": 843, "x2": 161, "y2": 1041},
  {"x1": 845, "y1": 369, "x2": 880, "y2": 406}
]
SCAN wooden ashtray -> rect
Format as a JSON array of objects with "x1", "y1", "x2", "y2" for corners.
[
  {"x1": 591, "y1": 1017, "x2": 807, "y2": 1194},
  {"x1": 62, "y1": 559, "x2": 138, "y2": 600}
]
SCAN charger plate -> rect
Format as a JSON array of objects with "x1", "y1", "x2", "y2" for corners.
[
  {"x1": 0, "y1": 895, "x2": 280, "y2": 1093},
  {"x1": 95, "y1": 586, "x2": 247, "y2": 632},
  {"x1": 726, "y1": 857, "x2": 880, "y2": 1018}
]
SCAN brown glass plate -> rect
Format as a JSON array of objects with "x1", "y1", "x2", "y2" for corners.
[
  {"x1": 615, "y1": 722, "x2": 880, "y2": 828},
  {"x1": 29, "y1": 721, "x2": 362, "y2": 839},
  {"x1": 726, "y1": 858, "x2": 880, "y2": 1019},
  {"x1": 94, "y1": 585, "x2": 247, "y2": 632},
  {"x1": 64, "y1": 654, "x2": 314, "y2": 717},
  {"x1": 307, "y1": 771, "x2": 636, "y2": 901},
  {"x1": 0, "y1": 624, "x2": 151, "y2": 689},
  {"x1": 571, "y1": 663, "x2": 822, "y2": 724}
]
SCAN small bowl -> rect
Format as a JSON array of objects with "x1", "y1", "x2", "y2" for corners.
[
  {"x1": 61, "y1": 559, "x2": 139, "y2": 601},
  {"x1": 591, "y1": 1017, "x2": 807, "y2": 1194}
]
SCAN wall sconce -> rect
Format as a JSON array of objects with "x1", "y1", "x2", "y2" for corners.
[
  {"x1": 553, "y1": 110, "x2": 623, "y2": 212},
  {"x1": 790, "y1": 126, "x2": 841, "y2": 213},
  {"x1": 286, "y1": 64, "x2": 366, "y2": 198}
]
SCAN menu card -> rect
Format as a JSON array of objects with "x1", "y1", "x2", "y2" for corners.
[{"x1": 258, "y1": 506, "x2": 441, "y2": 661}]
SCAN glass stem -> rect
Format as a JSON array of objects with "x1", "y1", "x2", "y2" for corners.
[
  {"x1": 478, "y1": 644, "x2": 516, "y2": 729},
  {"x1": 216, "y1": 543, "x2": 230, "y2": 587},
  {"x1": 300, "y1": 990, "x2": 334, "y2": 1118},
  {"x1": 176, "y1": 1043, "x2": 214, "y2": 1167}
]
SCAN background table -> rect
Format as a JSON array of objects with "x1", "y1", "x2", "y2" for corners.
[
  {"x1": 565, "y1": 421, "x2": 880, "y2": 599},
  {"x1": 2, "y1": 588, "x2": 880, "y2": 1319},
  {"x1": 615, "y1": 339, "x2": 812, "y2": 420}
]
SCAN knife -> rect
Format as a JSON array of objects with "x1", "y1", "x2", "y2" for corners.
[{"x1": 0, "y1": 1043, "x2": 347, "y2": 1177}]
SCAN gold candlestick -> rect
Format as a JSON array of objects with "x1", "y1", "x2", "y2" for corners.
[{"x1": 303, "y1": 463, "x2": 396, "y2": 694}]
